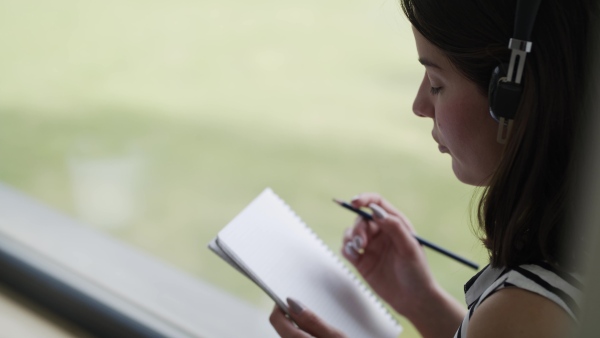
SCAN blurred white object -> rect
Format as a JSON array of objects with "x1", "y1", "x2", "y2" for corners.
[{"x1": 68, "y1": 141, "x2": 144, "y2": 229}]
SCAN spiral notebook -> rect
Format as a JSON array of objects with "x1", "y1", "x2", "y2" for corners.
[{"x1": 208, "y1": 188, "x2": 402, "y2": 338}]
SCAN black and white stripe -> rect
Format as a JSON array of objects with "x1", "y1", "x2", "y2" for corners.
[{"x1": 453, "y1": 263, "x2": 582, "y2": 338}]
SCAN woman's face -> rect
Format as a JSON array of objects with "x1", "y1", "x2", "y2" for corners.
[{"x1": 412, "y1": 28, "x2": 504, "y2": 186}]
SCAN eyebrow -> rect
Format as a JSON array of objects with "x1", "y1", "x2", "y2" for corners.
[{"x1": 418, "y1": 57, "x2": 442, "y2": 69}]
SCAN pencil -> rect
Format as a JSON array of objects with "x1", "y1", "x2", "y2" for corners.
[{"x1": 333, "y1": 199, "x2": 479, "y2": 270}]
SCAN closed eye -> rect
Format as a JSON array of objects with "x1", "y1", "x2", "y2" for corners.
[{"x1": 430, "y1": 87, "x2": 442, "y2": 95}]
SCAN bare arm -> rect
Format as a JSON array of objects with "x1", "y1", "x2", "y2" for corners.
[
  {"x1": 404, "y1": 283, "x2": 466, "y2": 338},
  {"x1": 467, "y1": 288, "x2": 573, "y2": 338}
]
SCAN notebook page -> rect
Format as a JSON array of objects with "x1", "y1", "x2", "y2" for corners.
[{"x1": 217, "y1": 188, "x2": 402, "y2": 338}]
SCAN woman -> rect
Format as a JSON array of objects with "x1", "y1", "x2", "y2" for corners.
[{"x1": 270, "y1": 0, "x2": 594, "y2": 337}]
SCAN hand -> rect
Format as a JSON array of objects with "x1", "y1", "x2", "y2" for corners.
[
  {"x1": 342, "y1": 193, "x2": 466, "y2": 337},
  {"x1": 270, "y1": 298, "x2": 347, "y2": 338},
  {"x1": 342, "y1": 193, "x2": 435, "y2": 315}
]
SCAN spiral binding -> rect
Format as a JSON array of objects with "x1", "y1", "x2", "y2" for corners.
[{"x1": 265, "y1": 188, "x2": 401, "y2": 331}]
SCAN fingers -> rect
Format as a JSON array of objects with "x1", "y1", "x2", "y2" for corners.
[
  {"x1": 342, "y1": 193, "x2": 424, "y2": 265},
  {"x1": 342, "y1": 227, "x2": 361, "y2": 261},
  {"x1": 350, "y1": 192, "x2": 400, "y2": 215},
  {"x1": 351, "y1": 193, "x2": 416, "y2": 233},
  {"x1": 270, "y1": 305, "x2": 311, "y2": 338},
  {"x1": 269, "y1": 299, "x2": 345, "y2": 338},
  {"x1": 343, "y1": 193, "x2": 422, "y2": 258},
  {"x1": 371, "y1": 209, "x2": 420, "y2": 252},
  {"x1": 342, "y1": 217, "x2": 375, "y2": 262},
  {"x1": 368, "y1": 203, "x2": 388, "y2": 220},
  {"x1": 369, "y1": 205, "x2": 423, "y2": 258}
]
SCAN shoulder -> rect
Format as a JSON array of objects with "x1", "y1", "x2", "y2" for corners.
[{"x1": 466, "y1": 287, "x2": 574, "y2": 338}]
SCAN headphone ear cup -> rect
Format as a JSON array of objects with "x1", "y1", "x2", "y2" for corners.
[
  {"x1": 489, "y1": 62, "x2": 522, "y2": 122},
  {"x1": 489, "y1": 63, "x2": 509, "y2": 121}
]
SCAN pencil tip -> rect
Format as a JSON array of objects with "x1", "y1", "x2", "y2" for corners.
[{"x1": 332, "y1": 198, "x2": 343, "y2": 205}]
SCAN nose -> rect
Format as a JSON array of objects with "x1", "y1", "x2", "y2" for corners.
[{"x1": 412, "y1": 73, "x2": 434, "y2": 118}]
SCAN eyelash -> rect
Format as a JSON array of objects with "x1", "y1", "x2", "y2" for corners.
[{"x1": 430, "y1": 87, "x2": 442, "y2": 95}]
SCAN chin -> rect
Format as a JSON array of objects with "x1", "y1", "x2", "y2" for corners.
[{"x1": 451, "y1": 161, "x2": 488, "y2": 186}]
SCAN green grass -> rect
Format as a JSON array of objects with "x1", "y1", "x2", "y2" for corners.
[{"x1": 0, "y1": 0, "x2": 488, "y2": 336}]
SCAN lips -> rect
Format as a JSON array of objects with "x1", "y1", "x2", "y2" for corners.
[{"x1": 432, "y1": 133, "x2": 449, "y2": 153}]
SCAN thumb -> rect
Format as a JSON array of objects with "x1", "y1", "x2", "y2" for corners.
[{"x1": 286, "y1": 298, "x2": 344, "y2": 338}]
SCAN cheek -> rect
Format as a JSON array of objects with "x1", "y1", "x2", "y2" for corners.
[
  {"x1": 435, "y1": 97, "x2": 480, "y2": 148},
  {"x1": 438, "y1": 92, "x2": 503, "y2": 184},
  {"x1": 424, "y1": 69, "x2": 507, "y2": 185}
]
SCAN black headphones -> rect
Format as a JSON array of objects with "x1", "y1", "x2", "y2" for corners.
[{"x1": 488, "y1": 0, "x2": 542, "y2": 144}]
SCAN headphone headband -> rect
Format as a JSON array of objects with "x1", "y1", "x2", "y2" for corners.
[
  {"x1": 508, "y1": 0, "x2": 542, "y2": 84},
  {"x1": 489, "y1": 0, "x2": 542, "y2": 144},
  {"x1": 514, "y1": 0, "x2": 542, "y2": 41}
]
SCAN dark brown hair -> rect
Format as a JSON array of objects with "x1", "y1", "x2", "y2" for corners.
[{"x1": 401, "y1": 0, "x2": 593, "y2": 268}]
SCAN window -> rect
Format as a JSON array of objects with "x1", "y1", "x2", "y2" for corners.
[{"x1": 0, "y1": 1, "x2": 484, "y2": 336}]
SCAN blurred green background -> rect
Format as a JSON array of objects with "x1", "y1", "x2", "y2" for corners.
[{"x1": 0, "y1": 0, "x2": 487, "y2": 336}]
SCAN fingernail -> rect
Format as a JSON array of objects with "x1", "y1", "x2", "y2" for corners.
[
  {"x1": 352, "y1": 236, "x2": 364, "y2": 250},
  {"x1": 350, "y1": 194, "x2": 361, "y2": 202},
  {"x1": 344, "y1": 242, "x2": 359, "y2": 260},
  {"x1": 368, "y1": 203, "x2": 388, "y2": 219},
  {"x1": 287, "y1": 298, "x2": 304, "y2": 315}
]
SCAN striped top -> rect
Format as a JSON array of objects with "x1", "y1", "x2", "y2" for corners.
[{"x1": 454, "y1": 262, "x2": 583, "y2": 338}]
